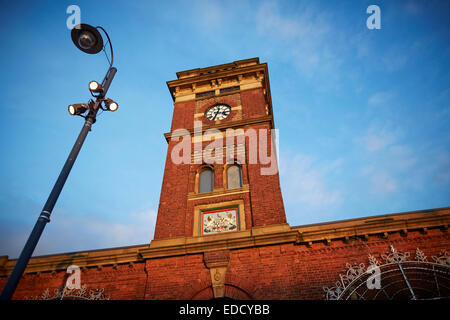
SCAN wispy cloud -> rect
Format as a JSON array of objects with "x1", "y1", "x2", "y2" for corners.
[
  {"x1": 191, "y1": 0, "x2": 225, "y2": 30},
  {"x1": 357, "y1": 127, "x2": 398, "y2": 152},
  {"x1": 256, "y1": 2, "x2": 330, "y2": 40},
  {"x1": 381, "y1": 46, "x2": 410, "y2": 72},
  {"x1": 403, "y1": 0, "x2": 423, "y2": 16},
  {"x1": 435, "y1": 153, "x2": 450, "y2": 184},
  {"x1": 0, "y1": 206, "x2": 158, "y2": 259},
  {"x1": 362, "y1": 166, "x2": 398, "y2": 195},
  {"x1": 255, "y1": 1, "x2": 335, "y2": 77},
  {"x1": 359, "y1": 139, "x2": 448, "y2": 197},
  {"x1": 279, "y1": 152, "x2": 342, "y2": 209},
  {"x1": 368, "y1": 91, "x2": 395, "y2": 106}
]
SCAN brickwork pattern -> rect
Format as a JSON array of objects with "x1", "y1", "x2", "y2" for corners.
[
  {"x1": 3, "y1": 229, "x2": 447, "y2": 300},
  {"x1": 155, "y1": 87, "x2": 286, "y2": 239}
]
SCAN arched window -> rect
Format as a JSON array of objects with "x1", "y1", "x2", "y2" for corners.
[
  {"x1": 227, "y1": 165, "x2": 242, "y2": 189},
  {"x1": 199, "y1": 168, "x2": 213, "y2": 193}
]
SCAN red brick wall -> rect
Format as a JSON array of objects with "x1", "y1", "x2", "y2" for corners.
[
  {"x1": 144, "y1": 254, "x2": 211, "y2": 299},
  {"x1": 3, "y1": 229, "x2": 447, "y2": 300},
  {"x1": 149, "y1": 229, "x2": 448, "y2": 300},
  {"x1": 227, "y1": 229, "x2": 448, "y2": 299},
  {"x1": 155, "y1": 129, "x2": 287, "y2": 239},
  {"x1": 1, "y1": 263, "x2": 147, "y2": 300},
  {"x1": 241, "y1": 88, "x2": 267, "y2": 119},
  {"x1": 171, "y1": 100, "x2": 196, "y2": 131},
  {"x1": 153, "y1": 138, "x2": 191, "y2": 239},
  {"x1": 155, "y1": 86, "x2": 286, "y2": 239},
  {"x1": 244, "y1": 123, "x2": 286, "y2": 227}
]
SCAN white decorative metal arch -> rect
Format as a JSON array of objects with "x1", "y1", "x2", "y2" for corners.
[
  {"x1": 323, "y1": 245, "x2": 450, "y2": 300},
  {"x1": 25, "y1": 284, "x2": 110, "y2": 300}
]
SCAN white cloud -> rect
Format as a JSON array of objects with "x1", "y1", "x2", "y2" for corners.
[
  {"x1": 355, "y1": 120, "x2": 404, "y2": 153},
  {"x1": 403, "y1": 0, "x2": 422, "y2": 16},
  {"x1": 359, "y1": 130, "x2": 397, "y2": 152},
  {"x1": 279, "y1": 153, "x2": 342, "y2": 209},
  {"x1": 388, "y1": 145, "x2": 418, "y2": 171},
  {"x1": 31, "y1": 207, "x2": 158, "y2": 257},
  {"x1": 368, "y1": 91, "x2": 394, "y2": 106},
  {"x1": 84, "y1": 208, "x2": 158, "y2": 245},
  {"x1": 257, "y1": 2, "x2": 330, "y2": 40},
  {"x1": 255, "y1": 1, "x2": 336, "y2": 77},
  {"x1": 426, "y1": 151, "x2": 450, "y2": 185},
  {"x1": 191, "y1": 0, "x2": 224, "y2": 29},
  {"x1": 363, "y1": 167, "x2": 398, "y2": 195},
  {"x1": 359, "y1": 142, "x2": 445, "y2": 197}
]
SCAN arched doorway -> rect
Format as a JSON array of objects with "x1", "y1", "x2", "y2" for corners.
[{"x1": 191, "y1": 284, "x2": 252, "y2": 300}]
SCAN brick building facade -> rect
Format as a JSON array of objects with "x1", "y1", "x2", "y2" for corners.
[{"x1": 1, "y1": 58, "x2": 449, "y2": 300}]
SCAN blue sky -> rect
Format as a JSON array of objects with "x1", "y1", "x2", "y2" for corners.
[{"x1": 0, "y1": 0, "x2": 449, "y2": 259}]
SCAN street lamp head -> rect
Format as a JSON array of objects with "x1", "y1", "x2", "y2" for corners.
[
  {"x1": 71, "y1": 24, "x2": 103, "y2": 54},
  {"x1": 68, "y1": 103, "x2": 88, "y2": 116},
  {"x1": 108, "y1": 101, "x2": 118, "y2": 112},
  {"x1": 104, "y1": 98, "x2": 118, "y2": 112},
  {"x1": 88, "y1": 80, "x2": 103, "y2": 93}
]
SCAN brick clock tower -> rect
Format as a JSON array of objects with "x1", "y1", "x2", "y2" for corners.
[
  {"x1": 1, "y1": 58, "x2": 448, "y2": 301},
  {"x1": 153, "y1": 57, "x2": 287, "y2": 241}
]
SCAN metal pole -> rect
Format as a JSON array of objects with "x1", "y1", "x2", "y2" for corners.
[
  {"x1": 0, "y1": 67, "x2": 116, "y2": 300},
  {"x1": 0, "y1": 117, "x2": 94, "y2": 300}
]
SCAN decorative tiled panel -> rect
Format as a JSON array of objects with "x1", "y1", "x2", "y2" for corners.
[{"x1": 201, "y1": 208, "x2": 239, "y2": 235}]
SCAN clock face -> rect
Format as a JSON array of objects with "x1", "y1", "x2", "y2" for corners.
[{"x1": 205, "y1": 104, "x2": 231, "y2": 121}]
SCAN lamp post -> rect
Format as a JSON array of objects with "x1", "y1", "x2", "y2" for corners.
[{"x1": 0, "y1": 24, "x2": 118, "y2": 300}]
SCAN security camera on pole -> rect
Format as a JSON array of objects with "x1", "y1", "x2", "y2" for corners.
[{"x1": 0, "y1": 24, "x2": 118, "y2": 300}]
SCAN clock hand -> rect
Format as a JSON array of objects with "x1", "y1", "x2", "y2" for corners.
[{"x1": 212, "y1": 109, "x2": 219, "y2": 120}]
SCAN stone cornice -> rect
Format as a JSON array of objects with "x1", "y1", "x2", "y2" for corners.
[
  {"x1": 293, "y1": 207, "x2": 450, "y2": 245},
  {"x1": 187, "y1": 184, "x2": 250, "y2": 200},
  {"x1": 141, "y1": 224, "x2": 296, "y2": 260},
  {"x1": 166, "y1": 58, "x2": 264, "y2": 93},
  {"x1": 174, "y1": 58, "x2": 260, "y2": 80},
  {"x1": 0, "y1": 244, "x2": 148, "y2": 277},
  {"x1": 164, "y1": 115, "x2": 274, "y2": 142},
  {"x1": 1, "y1": 207, "x2": 448, "y2": 276}
]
